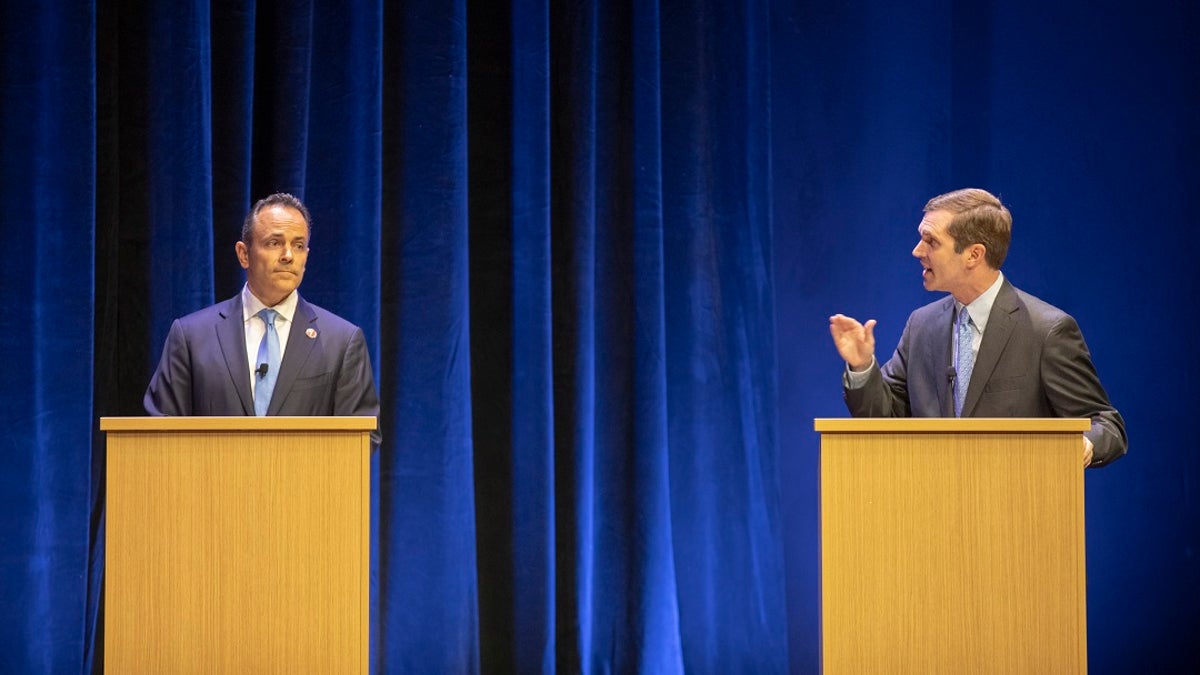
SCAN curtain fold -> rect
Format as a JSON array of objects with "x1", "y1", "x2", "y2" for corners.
[
  {"x1": 509, "y1": 0, "x2": 556, "y2": 666},
  {"x1": 594, "y1": 0, "x2": 688, "y2": 669},
  {"x1": 548, "y1": 1, "x2": 601, "y2": 669},
  {"x1": 379, "y1": 0, "x2": 481, "y2": 671},
  {"x1": 661, "y1": 0, "x2": 787, "y2": 670},
  {"x1": 209, "y1": 0, "x2": 257, "y2": 294}
]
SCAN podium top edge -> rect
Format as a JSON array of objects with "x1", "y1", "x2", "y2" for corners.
[
  {"x1": 813, "y1": 417, "x2": 1091, "y2": 433},
  {"x1": 100, "y1": 416, "x2": 378, "y2": 432}
]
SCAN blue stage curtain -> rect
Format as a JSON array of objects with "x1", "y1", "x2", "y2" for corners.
[
  {"x1": 0, "y1": 0, "x2": 786, "y2": 672},
  {"x1": 8, "y1": 1, "x2": 1200, "y2": 673},
  {"x1": 0, "y1": 3, "x2": 98, "y2": 672},
  {"x1": 469, "y1": 0, "x2": 785, "y2": 670}
]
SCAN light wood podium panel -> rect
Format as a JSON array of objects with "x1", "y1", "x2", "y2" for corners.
[
  {"x1": 101, "y1": 416, "x2": 374, "y2": 674},
  {"x1": 814, "y1": 418, "x2": 1089, "y2": 674}
]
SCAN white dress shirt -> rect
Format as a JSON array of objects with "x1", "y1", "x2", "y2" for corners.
[{"x1": 241, "y1": 284, "x2": 299, "y2": 400}]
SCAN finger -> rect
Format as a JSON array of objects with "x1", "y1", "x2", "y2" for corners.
[{"x1": 830, "y1": 314, "x2": 860, "y2": 330}]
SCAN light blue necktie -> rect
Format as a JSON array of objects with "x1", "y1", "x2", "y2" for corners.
[
  {"x1": 954, "y1": 308, "x2": 975, "y2": 417},
  {"x1": 254, "y1": 308, "x2": 280, "y2": 416}
]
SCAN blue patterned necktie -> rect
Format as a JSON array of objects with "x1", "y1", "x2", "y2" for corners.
[
  {"x1": 254, "y1": 308, "x2": 280, "y2": 416},
  {"x1": 954, "y1": 307, "x2": 975, "y2": 417}
]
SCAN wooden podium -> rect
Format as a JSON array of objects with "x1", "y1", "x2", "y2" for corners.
[
  {"x1": 100, "y1": 416, "x2": 375, "y2": 673},
  {"x1": 814, "y1": 418, "x2": 1090, "y2": 674}
]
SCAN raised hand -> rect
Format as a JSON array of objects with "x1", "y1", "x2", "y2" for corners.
[{"x1": 829, "y1": 314, "x2": 876, "y2": 371}]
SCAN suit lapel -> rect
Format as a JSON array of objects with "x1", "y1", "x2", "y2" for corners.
[
  {"x1": 926, "y1": 297, "x2": 956, "y2": 417},
  {"x1": 268, "y1": 295, "x2": 318, "y2": 415},
  {"x1": 215, "y1": 295, "x2": 255, "y2": 415},
  {"x1": 963, "y1": 280, "x2": 1018, "y2": 416}
]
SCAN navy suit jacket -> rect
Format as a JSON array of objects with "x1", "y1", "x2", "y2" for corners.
[
  {"x1": 844, "y1": 279, "x2": 1126, "y2": 466},
  {"x1": 144, "y1": 294, "x2": 382, "y2": 445}
]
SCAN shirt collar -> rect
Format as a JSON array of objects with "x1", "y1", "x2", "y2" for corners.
[
  {"x1": 957, "y1": 272, "x2": 1004, "y2": 334},
  {"x1": 241, "y1": 284, "x2": 298, "y2": 324}
]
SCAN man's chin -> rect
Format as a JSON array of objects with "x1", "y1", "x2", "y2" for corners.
[{"x1": 261, "y1": 280, "x2": 301, "y2": 297}]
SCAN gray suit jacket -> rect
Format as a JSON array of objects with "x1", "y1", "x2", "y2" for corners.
[
  {"x1": 144, "y1": 294, "x2": 382, "y2": 445},
  {"x1": 844, "y1": 279, "x2": 1126, "y2": 466}
]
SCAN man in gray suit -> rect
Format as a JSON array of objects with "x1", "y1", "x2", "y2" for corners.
[
  {"x1": 144, "y1": 193, "x2": 381, "y2": 445},
  {"x1": 829, "y1": 188, "x2": 1125, "y2": 466}
]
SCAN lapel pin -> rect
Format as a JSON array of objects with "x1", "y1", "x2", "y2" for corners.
[{"x1": 306, "y1": 328, "x2": 317, "y2": 339}]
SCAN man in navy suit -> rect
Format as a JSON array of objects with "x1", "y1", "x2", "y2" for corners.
[
  {"x1": 829, "y1": 188, "x2": 1125, "y2": 467},
  {"x1": 144, "y1": 193, "x2": 381, "y2": 445}
]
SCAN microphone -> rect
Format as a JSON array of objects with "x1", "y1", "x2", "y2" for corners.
[
  {"x1": 256, "y1": 363, "x2": 269, "y2": 378},
  {"x1": 945, "y1": 366, "x2": 957, "y2": 416}
]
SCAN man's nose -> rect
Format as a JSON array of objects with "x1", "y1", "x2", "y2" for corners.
[
  {"x1": 911, "y1": 241, "x2": 923, "y2": 258},
  {"x1": 280, "y1": 245, "x2": 294, "y2": 261}
]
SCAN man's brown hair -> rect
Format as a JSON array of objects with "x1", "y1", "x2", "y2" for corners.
[{"x1": 925, "y1": 188, "x2": 1012, "y2": 269}]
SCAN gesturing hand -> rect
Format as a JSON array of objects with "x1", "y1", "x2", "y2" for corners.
[{"x1": 829, "y1": 314, "x2": 876, "y2": 372}]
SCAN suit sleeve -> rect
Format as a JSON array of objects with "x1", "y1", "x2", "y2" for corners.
[
  {"x1": 144, "y1": 319, "x2": 192, "y2": 416},
  {"x1": 335, "y1": 327, "x2": 383, "y2": 446},
  {"x1": 843, "y1": 315, "x2": 913, "y2": 418},
  {"x1": 1040, "y1": 316, "x2": 1127, "y2": 466}
]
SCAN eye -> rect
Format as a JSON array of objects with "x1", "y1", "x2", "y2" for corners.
[
  {"x1": 293, "y1": 241, "x2": 307, "y2": 252},
  {"x1": 264, "y1": 238, "x2": 282, "y2": 248}
]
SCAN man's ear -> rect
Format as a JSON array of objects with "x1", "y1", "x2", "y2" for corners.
[
  {"x1": 235, "y1": 240, "x2": 250, "y2": 270},
  {"x1": 967, "y1": 243, "x2": 986, "y2": 267}
]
